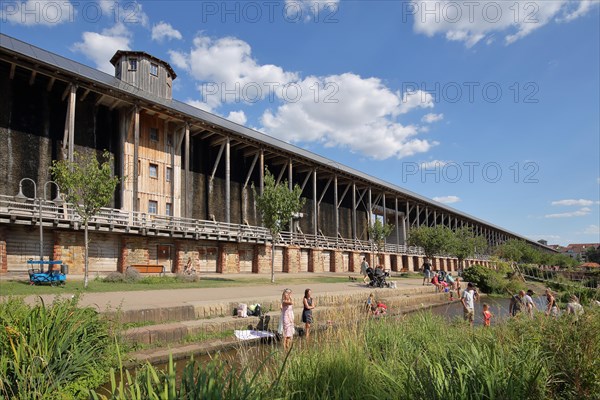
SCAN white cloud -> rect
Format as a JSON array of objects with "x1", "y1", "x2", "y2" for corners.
[
  {"x1": 551, "y1": 199, "x2": 599, "y2": 206},
  {"x1": 1, "y1": 0, "x2": 74, "y2": 26},
  {"x1": 174, "y1": 34, "x2": 438, "y2": 160},
  {"x1": 226, "y1": 110, "x2": 247, "y2": 125},
  {"x1": 420, "y1": 159, "x2": 448, "y2": 169},
  {"x1": 399, "y1": 90, "x2": 434, "y2": 114},
  {"x1": 580, "y1": 225, "x2": 600, "y2": 235},
  {"x1": 169, "y1": 35, "x2": 299, "y2": 107},
  {"x1": 433, "y1": 195, "x2": 460, "y2": 204},
  {"x1": 410, "y1": 0, "x2": 599, "y2": 47},
  {"x1": 422, "y1": 113, "x2": 444, "y2": 123},
  {"x1": 261, "y1": 73, "x2": 438, "y2": 159},
  {"x1": 185, "y1": 99, "x2": 214, "y2": 113},
  {"x1": 544, "y1": 207, "x2": 591, "y2": 218},
  {"x1": 71, "y1": 23, "x2": 132, "y2": 73},
  {"x1": 152, "y1": 21, "x2": 182, "y2": 42}
]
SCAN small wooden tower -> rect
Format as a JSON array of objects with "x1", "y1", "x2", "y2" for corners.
[{"x1": 110, "y1": 51, "x2": 177, "y2": 100}]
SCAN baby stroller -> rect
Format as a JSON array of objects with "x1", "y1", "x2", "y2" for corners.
[{"x1": 367, "y1": 267, "x2": 389, "y2": 288}]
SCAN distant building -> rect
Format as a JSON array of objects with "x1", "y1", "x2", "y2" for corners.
[
  {"x1": 561, "y1": 243, "x2": 600, "y2": 261},
  {"x1": 537, "y1": 239, "x2": 548, "y2": 246}
]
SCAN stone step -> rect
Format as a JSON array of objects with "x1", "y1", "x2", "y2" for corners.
[
  {"x1": 123, "y1": 291, "x2": 449, "y2": 346},
  {"x1": 112, "y1": 284, "x2": 438, "y2": 325}
]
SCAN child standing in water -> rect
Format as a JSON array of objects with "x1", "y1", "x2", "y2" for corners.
[
  {"x1": 302, "y1": 288, "x2": 315, "y2": 341},
  {"x1": 482, "y1": 303, "x2": 492, "y2": 327}
]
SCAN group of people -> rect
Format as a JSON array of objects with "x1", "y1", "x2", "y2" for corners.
[
  {"x1": 279, "y1": 287, "x2": 316, "y2": 351},
  {"x1": 510, "y1": 288, "x2": 585, "y2": 319},
  {"x1": 422, "y1": 259, "x2": 462, "y2": 297},
  {"x1": 365, "y1": 292, "x2": 388, "y2": 315}
]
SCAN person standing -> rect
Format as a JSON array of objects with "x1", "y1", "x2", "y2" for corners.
[
  {"x1": 302, "y1": 288, "x2": 315, "y2": 341},
  {"x1": 523, "y1": 289, "x2": 537, "y2": 317},
  {"x1": 280, "y1": 288, "x2": 294, "y2": 351},
  {"x1": 545, "y1": 288, "x2": 559, "y2": 318},
  {"x1": 422, "y1": 258, "x2": 432, "y2": 285},
  {"x1": 461, "y1": 282, "x2": 478, "y2": 326},
  {"x1": 509, "y1": 290, "x2": 526, "y2": 317},
  {"x1": 482, "y1": 303, "x2": 493, "y2": 327},
  {"x1": 360, "y1": 257, "x2": 370, "y2": 284}
]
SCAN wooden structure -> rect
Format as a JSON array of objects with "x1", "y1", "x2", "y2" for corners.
[{"x1": 0, "y1": 34, "x2": 554, "y2": 275}]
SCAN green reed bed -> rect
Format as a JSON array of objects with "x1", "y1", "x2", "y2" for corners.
[
  {"x1": 90, "y1": 305, "x2": 600, "y2": 399},
  {"x1": 0, "y1": 296, "x2": 118, "y2": 400}
]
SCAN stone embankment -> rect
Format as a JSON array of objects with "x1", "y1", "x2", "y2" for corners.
[{"x1": 120, "y1": 284, "x2": 450, "y2": 365}]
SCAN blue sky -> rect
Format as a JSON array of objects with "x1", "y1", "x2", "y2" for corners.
[{"x1": 2, "y1": 0, "x2": 599, "y2": 246}]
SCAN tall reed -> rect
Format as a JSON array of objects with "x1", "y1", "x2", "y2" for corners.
[{"x1": 0, "y1": 296, "x2": 116, "y2": 399}]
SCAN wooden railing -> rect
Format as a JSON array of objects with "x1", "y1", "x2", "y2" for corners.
[{"x1": 0, "y1": 194, "x2": 499, "y2": 260}]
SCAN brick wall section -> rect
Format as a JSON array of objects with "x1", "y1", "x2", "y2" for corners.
[
  {"x1": 331, "y1": 250, "x2": 343, "y2": 273},
  {"x1": 309, "y1": 248, "x2": 322, "y2": 272},
  {"x1": 254, "y1": 244, "x2": 271, "y2": 274},
  {"x1": 0, "y1": 227, "x2": 6, "y2": 273},
  {"x1": 348, "y1": 252, "x2": 356, "y2": 273},
  {"x1": 54, "y1": 231, "x2": 85, "y2": 274},
  {"x1": 284, "y1": 246, "x2": 300, "y2": 273},
  {"x1": 120, "y1": 236, "x2": 149, "y2": 271},
  {"x1": 218, "y1": 243, "x2": 239, "y2": 273}
]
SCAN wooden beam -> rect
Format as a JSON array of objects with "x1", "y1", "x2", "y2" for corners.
[
  {"x1": 243, "y1": 152, "x2": 259, "y2": 189},
  {"x1": 46, "y1": 77, "x2": 55, "y2": 92},
  {"x1": 79, "y1": 88, "x2": 91, "y2": 102},
  {"x1": 318, "y1": 177, "x2": 332, "y2": 205},
  {"x1": 61, "y1": 84, "x2": 71, "y2": 101},
  {"x1": 28, "y1": 70, "x2": 37, "y2": 86},
  {"x1": 94, "y1": 94, "x2": 106, "y2": 107},
  {"x1": 9, "y1": 63, "x2": 16, "y2": 80}
]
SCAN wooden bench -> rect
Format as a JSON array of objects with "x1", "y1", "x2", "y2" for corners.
[{"x1": 128, "y1": 264, "x2": 166, "y2": 276}]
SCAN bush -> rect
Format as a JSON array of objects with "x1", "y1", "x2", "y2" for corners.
[
  {"x1": 103, "y1": 272, "x2": 124, "y2": 282},
  {"x1": 124, "y1": 267, "x2": 141, "y2": 282},
  {"x1": 462, "y1": 264, "x2": 524, "y2": 294}
]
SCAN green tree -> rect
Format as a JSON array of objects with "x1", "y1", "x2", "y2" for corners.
[
  {"x1": 494, "y1": 239, "x2": 525, "y2": 266},
  {"x1": 407, "y1": 225, "x2": 454, "y2": 262},
  {"x1": 51, "y1": 151, "x2": 120, "y2": 288},
  {"x1": 368, "y1": 218, "x2": 394, "y2": 265},
  {"x1": 585, "y1": 246, "x2": 600, "y2": 264},
  {"x1": 254, "y1": 168, "x2": 305, "y2": 283},
  {"x1": 450, "y1": 226, "x2": 488, "y2": 270}
]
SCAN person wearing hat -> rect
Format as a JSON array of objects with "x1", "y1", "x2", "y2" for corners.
[{"x1": 523, "y1": 289, "x2": 537, "y2": 317}]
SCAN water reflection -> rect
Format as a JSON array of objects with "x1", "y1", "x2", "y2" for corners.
[{"x1": 426, "y1": 296, "x2": 547, "y2": 326}]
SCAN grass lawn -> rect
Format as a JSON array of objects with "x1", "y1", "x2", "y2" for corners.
[{"x1": 0, "y1": 275, "x2": 351, "y2": 296}]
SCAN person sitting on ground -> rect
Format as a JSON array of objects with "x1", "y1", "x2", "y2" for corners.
[
  {"x1": 445, "y1": 272, "x2": 455, "y2": 288},
  {"x1": 509, "y1": 290, "x2": 525, "y2": 317},
  {"x1": 566, "y1": 294, "x2": 584, "y2": 319},
  {"x1": 374, "y1": 302, "x2": 387, "y2": 316},
  {"x1": 523, "y1": 289, "x2": 537, "y2": 317},
  {"x1": 184, "y1": 257, "x2": 196, "y2": 275},
  {"x1": 431, "y1": 273, "x2": 443, "y2": 292}
]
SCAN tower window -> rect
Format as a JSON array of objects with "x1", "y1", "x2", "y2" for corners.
[
  {"x1": 149, "y1": 163, "x2": 158, "y2": 178},
  {"x1": 150, "y1": 127, "x2": 159, "y2": 141},
  {"x1": 150, "y1": 63, "x2": 158, "y2": 76},
  {"x1": 128, "y1": 58, "x2": 137, "y2": 71},
  {"x1": 148, "y1": 200, "x2": 158, "y2": 214}
]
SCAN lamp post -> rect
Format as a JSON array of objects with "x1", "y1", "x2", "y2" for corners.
[{"x1": 15, "y1": 178, "x2": 64, "y2": 261}]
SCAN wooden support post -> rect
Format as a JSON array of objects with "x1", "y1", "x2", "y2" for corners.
[
  {"x1": 334, "y1": 175, "x2": 338, "y2": 238},
  {"x1": 132, "y1": 106, "x2": 140, "y2": 211},
  {"x1": 225, "y1": 137, "x2": 231, "y2": 223},
  {"x1": 352, "y1": 182, "x2": 356, "y2": 239},
  {"x1": 313, "y1": 168, "x2": 317, "y2": 236},
  {"x1": 184, "y1": 123, "x2": 190, "y2": 218}
]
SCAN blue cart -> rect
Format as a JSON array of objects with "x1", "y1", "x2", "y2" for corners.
[{"x1": 27, "y1": 260, "x2": 67, "y2": 286}]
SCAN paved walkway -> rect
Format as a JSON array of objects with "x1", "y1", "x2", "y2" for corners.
[{"x1": 7, "y1": 273, "x2": 426, "y2": 312}]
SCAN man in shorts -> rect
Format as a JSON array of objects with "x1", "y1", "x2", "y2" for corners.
[
  {"x1": 422, "y1": 258, "x2": 432, "y2": 285},
  {"x1": 461, "y1": 282, "x2": 478, "y2": 326}
]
